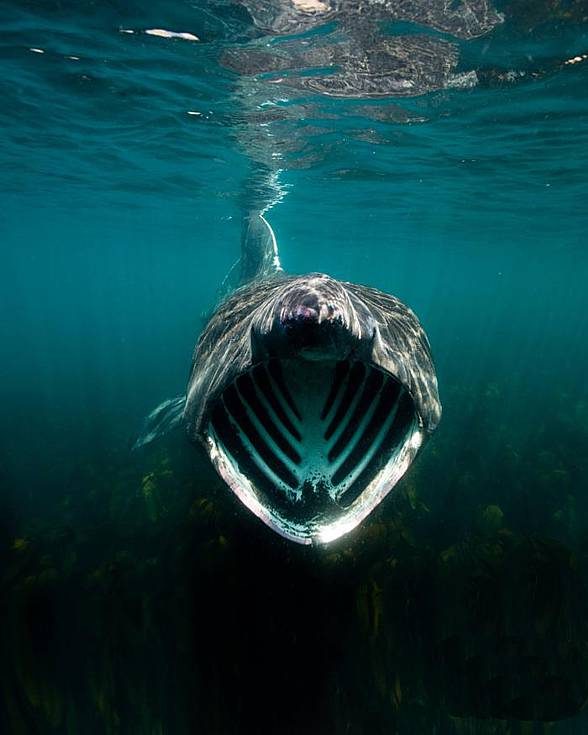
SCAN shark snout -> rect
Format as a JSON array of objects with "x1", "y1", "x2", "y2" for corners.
[
  {"x1": 280, "y1": 295, "x2": 338, "y2": 326},
  {"x1": 286, "y1": 304, "x2": 319, "y2": 322},
  {"x1": 250, "y1": 278, "x2": 376, "y2": 363},
  {"x1": 250, "y1": 300, "x2": 355, "y2": 363}
]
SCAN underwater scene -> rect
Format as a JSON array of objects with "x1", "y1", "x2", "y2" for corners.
[{"x1": 2, "y1": 0, "x2": 588, "y2": 733}]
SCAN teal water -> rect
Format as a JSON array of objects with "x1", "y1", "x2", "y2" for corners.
[{"x1": 2, "y1": 1, "x2": 588, "y2": 733}]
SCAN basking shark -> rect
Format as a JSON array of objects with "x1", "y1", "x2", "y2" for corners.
[{"x1": 138, "y1": 214, "x2": 441, "y2": 544}]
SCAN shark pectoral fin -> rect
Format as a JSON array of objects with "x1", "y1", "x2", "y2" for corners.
[{"x1": 132, "y1": 395, "x2": 186, "y2": 450}]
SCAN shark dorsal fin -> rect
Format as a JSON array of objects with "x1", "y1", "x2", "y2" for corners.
[{"x1": 239, "y1": 212, "x2": 283, "y2": 285}]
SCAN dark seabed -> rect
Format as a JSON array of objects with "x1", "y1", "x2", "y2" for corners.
[{"x1": 1, "y1": 1, "x2": 588, "y2": 733}]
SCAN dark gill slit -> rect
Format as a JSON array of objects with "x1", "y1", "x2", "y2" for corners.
[
  {"x1": 324, "y1": 361, "x2": 366, "y2": 441},
  {"x1": 328, "y1": 367, "x2": 384, "y2": 462},
  {"x1": 223, "y1": 384, "x2": 298, "y2": 489},
  {"x1": 321, "y1": 361, "x2": 350, "y2": 420},
  {"x1": 236, "y1": 373, "x2": 301, "y2": 465},
  {"x1": 336, "y1": 388, "x2": 414, "y2": 507},
  {"x1": 267, "y1": 359, "x2": 301, "y2": 421},
  {"x1": 331, "y1": 378, "x2": 402, "y2": 487},
  {"x1": 252, "y1": 364, "x2": 302, "y2": 442}
]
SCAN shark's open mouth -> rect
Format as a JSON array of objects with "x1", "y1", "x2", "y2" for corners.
[{"x1": 207, "y1": 357, "x2": 422, "y2": 544}]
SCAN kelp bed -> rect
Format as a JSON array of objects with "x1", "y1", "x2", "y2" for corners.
[{"x1": 2, "y1": 381, "x2": 588, "y2": 734}]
